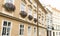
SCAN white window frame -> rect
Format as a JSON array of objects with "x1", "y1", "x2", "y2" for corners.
[
  {"x1": 28, "y1": 7, "x2": 32, "y2": 15},
  {"x1": 4, "y1": 0, "x2": 14, "y2": 4},
  {"x1": 1, "y1": 20, "x2": 12, "y2": 36},
  {"x1": 34, "y1": 11, "x2": 37, "y2": 18},
  {"x1": 33, "y1": 1, "x2": 37, "y2": 7},
  {"x1": 19, "y1": 24, "x2": 24, "y2": 36},
  {"x1": 28, "y1": 25, "x2": 31, "y2": 36},
  {"x1": 20, "y1": 2, "x2": 25, "y2": 11},
  {"x1": 34, "y1": 27, "x2": 37, "y2": 36}
]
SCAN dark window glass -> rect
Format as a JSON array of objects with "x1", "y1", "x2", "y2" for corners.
[
  {"x1": 53, "y1": 32, "x2": 55, "y2": 36},
  {"x1": 2, "y1": 27, "x2": 6, "y2": 35},
  {"x1": 3, "y1": 21, "x2": 7, "y2": 26},
  {"x1": 20, "y1": 25, "x2": 24, "y2": 35},
  {"x1": 8, "y1": 22, "x2": 11, "y2": 26},
  {"x1": 20, "y1": 29, "x2": 24, "y2": 35}
]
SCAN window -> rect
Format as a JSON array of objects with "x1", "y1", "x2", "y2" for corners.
[
  {"x1": 28, "y1": 26, "x2": 31, "y2": 36},
  {"x1": 59, "y1": 32, "x2": 60, "y2": 36},
  {"x1": 19, "y1": 24, "x2": 24, "y2": 35},
  {"x1": 53, "y1": 32, "x2": 55, "y2": 36},
  {"x1": 34, "y1": 11, "x2": 37, "y2": 18},
  {"x1": 2, "y1": 21, "x2": 11, "y2": 36},
  {"x1": 20, "y1": 2, "x2": 25, "y2": 11},
  {"x1": 33, "y1": 1, "x2": 37, "y2": 8},
  {"x1": 28, "y1": 0, "x2": 32, "y2": 4},
  {"x1": 39, "y1": 29, "x2": 41, "y2": 36},
  {"x1": 34, "y1": 27, "x2": 36, "y2": 36},
  {"x1": 34, "y1": 27, "x2": 36, "y2": 33},
  {"x1": 5, "y1": 0, "x2": 14, "y2": 3},
  {"x1": 28, "y1": 7, "x2": 32, "y2": 15}
]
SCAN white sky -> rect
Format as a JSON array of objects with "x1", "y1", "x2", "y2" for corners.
[{"x1": 39, "y1": 0, "x2": 60, "y2": 10}]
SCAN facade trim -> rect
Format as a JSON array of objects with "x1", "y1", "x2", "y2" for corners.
[{"x1": 0, "y1": 12, "x2": 47, "y2": 29}]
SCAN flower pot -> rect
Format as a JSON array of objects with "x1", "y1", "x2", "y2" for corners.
[
  {"x1": 34, "y1": 18, "x2": 37, "y2": 23},
  {"x1": 20, "y1": 11, "x2": 27, "y2": 18},
  {"x1": 3, "y1": 3, "x2": 16, "y2": 11},
  {"x1": 28, "y1": 15, "x2": 33, "y2": 20}
]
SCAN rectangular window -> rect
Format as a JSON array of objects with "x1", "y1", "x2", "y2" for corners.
[
  {"x1": 20, "y1": 2, "x2": 25, "y2": 11},
  {"x1": 28, "y1": 26, "x2": 31, "y2": 36},
  {"x1": 19, "y1": 24, "x2": 24, "y2": 35},
  {"x1": 34, "y1": 11, "x2": 37, "y2": 18},
  {"x1": 34, "y1": 27, "x2": 37, "y2": 36},
  {"x1": 28, "y1": 8, "x2": 32, "y2": 15},
  {"x1": 59, "y1": 32, "x2": 60, "y2": 36},
  {"x1": 33, "y1": 1, "x2": 37, "y2": 8},
  {"x1": 53, "y1": 32, "x2": 55, "y2": 36},
  {"x1": 2, "y1": 21, "x2": 11, "y2": 36},
  {"x1": 5, "y1": 0, "x2": 14, "y2": 3}
]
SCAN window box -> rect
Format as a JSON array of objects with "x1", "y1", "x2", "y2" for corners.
[
  {"x1": 3, "y1": 3, "x2": 16, "y2": 11},
  {"x1": 34, "y1": 18, "x2": 37, "y2": 23},
  {"x1": 20, "y1": 11, "x2": 27, "y2": 18},
  {"x1": 52, "y1": 27, "x2": 54, "y2": 30},
  {"x1": 28, "y1": 15, "x2": 33, "y2": 20}
]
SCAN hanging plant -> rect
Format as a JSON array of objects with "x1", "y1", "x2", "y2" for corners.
[
  {"x1": 28, "y1": 15, "x2": 33, "y2": 20},
  {"x1": 52, "y1": 27, "x2": 54, "y2": 30},
  {"x1": 3, "y1": 3, "x2": 16, "y2": 11},
  {"x1": 34, "y1": 18, "x2": 37, "y2": 23},
  {"x1": 20, "y1": 11, "x2": 27, "y2": 18}
]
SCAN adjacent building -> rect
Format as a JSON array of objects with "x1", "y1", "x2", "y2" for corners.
[
  {"x1": 0, "y1": 0, "x2": 47, "y2": 36},
  {"x1": 45, "y1": 5, "x2": 60, "y2": 36},
  {"x1": 44, "y1": 5, "x2": 53, "y2": 36}
]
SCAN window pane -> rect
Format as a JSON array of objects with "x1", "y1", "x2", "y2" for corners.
[
  {"x1": 34, "y1": 13, "x2": 37, "y2": 18},
  {"x1": 34, "y1": 27, "x2": 36, "y2": 33},
  {"x1": 5, "y1": 0, "x2": 13, "y2": 3},
  {"x1": 3, "y1": 21, "x2": 7, "y2": 26},
  {"x1": 21, "y1": 3, "x2": 25, "y2": 11},
  {"x1": 20, "y1": 29, "x2": 24, "y2": 35},
  {"x1": 28, "y1": 8, "x2": 32, "y2": 15},
  {"x1": 7, "y1": 28, "x2": 10, "y2": 35},
  {"x1": 2, "y1": 27, "x2": 6, "y2": 35},
  {"x1": 20, "y1": 25, "x2": 24, "y2": 28},
  {"x1": 28, "y1": 26, "x2": 31, "y2": 31},
  {"x1": 20, "y1": 25, "x2": 24, "y2": 35},
  {"x1": 8, "y1": 22, "x2": 11, "y2": 26},
  {"x1": 53, "y1": 32, "x2": 55, "y2": 36}
]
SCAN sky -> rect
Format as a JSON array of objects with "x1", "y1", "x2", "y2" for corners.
[{"x1": 39, "y1": 0, "x2": 60, "y2": 10}]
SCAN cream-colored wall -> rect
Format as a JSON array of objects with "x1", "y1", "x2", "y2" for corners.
[
  {"x1": 0, "y1": 0, "x2": 47, "y2": 26},
  {"x1": 0, "y1": 0, "x2": 47, "y2": 36},
  {"x1": 39, "y1": 27, "x2": 47, "y2": 36},
  {"x1": 0, "y1": 16, "x2": 38, "y2": 36}
]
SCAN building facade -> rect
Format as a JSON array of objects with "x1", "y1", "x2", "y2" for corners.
[
  {"x1": 52, "y1": 8, "x2": 60, "y2": 36},
  {"x1": 0, "y1": 0, "x2": 47, "y2": 36},
  {"x1": 45, "y1": 5, "x2": 60, "y2": 36},
  {"x1": 44, "y1": 5, "x2": 53, "y2": 36}
]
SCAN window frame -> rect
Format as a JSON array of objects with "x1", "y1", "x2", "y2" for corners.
[
  {"x1": 19, "y1": 24, "x2": 24, "y2": 36},
  {"x1": 1, "y1": 20, "x2": 12, "y2": 36},
  {"x1": 28, "y1": 7, "x2": 32, "y2": 15},
  {"x1": 33, "y1": 1, "x2": 37, "y2": 8},
  {"x1": 20, "y1": 1, "x2": 26, "y2": 11},
  {"x1": 33, "y1": 11, "x2": 37, "y2": 18},
  {"x1": 28, "y1": 25, "x2": 31, "y2": 36},
  {"x1": 34, "y1": 26, "x2": 37, "y2": 36}
]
